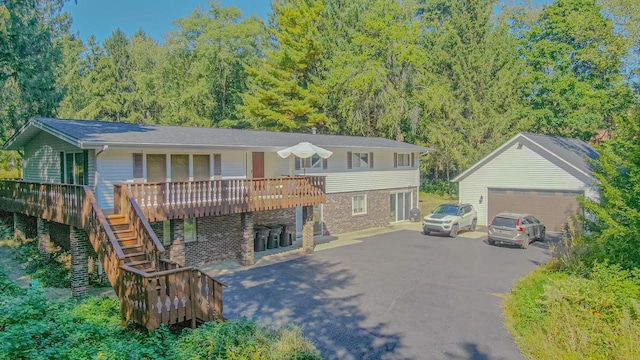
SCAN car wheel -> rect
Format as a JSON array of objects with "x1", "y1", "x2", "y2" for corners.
[
  {"x1": 488, "y1": 237, "x2": 495, "y2": 245},
  {"x1": 470, "y1": 219, "x2": 477, "y2": 232},
  {"x1": 449, "y1": 224, "x2": 459, "y2": 238},
  {"x1": 423, "y1": 228, "x2": 430, "y2": 235}
]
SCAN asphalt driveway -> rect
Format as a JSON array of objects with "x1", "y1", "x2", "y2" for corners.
[{"x1": 217, "y1": 229, "x2": 555, "y2": 360}]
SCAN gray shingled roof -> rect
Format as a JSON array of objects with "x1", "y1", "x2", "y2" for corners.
[
  {"x1": 522, "y1": 132, "x2": 598, "y2": 176},
  {"x1": 6, "y1": 117, "x2": 433, "y2": 152},
  {"x1": 452, "y1": 132, "x2": 598, "y2": 183}
]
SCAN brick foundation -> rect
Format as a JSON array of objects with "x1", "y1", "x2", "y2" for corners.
[
  {"x1": 159, "y1": 208, "x2": 295, "y2": 266},
  {"x1": 70, "y1": 226, "x2": 89, "y2": 299},
  {"x1": 302, "y1": 206, "x2": 314, "y2": 253},
  {"x1": 323, "y1": 187, "x2": 416, "y2": 234},
  {"x1": 240, "y1": 213, "x2": 254, "y2": 266},
  {"x1": 13, "y1": 213, "x2": 27, "y2": 241},
  {"x1": 36, "y1": 218, "x2": 52, "y2": 256}
]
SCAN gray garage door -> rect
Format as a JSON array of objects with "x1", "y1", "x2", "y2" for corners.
[{"x1": 488, "y1": 189, "x2": 582, "y2": 232}]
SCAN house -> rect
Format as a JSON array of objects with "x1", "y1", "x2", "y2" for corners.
[
  {"x1": 0, "y1": 117, "x2": 431, "y2": 328},
  {"x1": 452, "y1": 132, "x2": 598, "y2": 232}
]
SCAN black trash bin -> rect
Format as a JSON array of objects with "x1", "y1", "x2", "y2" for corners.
[
  {"x1": 279, "y1": 224, "x2": 294, "y2": 247},
  {"x1": 254, "y1": 226, "x2": 269, "y2": 252},
  {"x1": 266, "y1": 225, "x2": 283, "y2": 249},
  {"x1": 409, "y1": 208, "x2": 422, "y2": 222}
]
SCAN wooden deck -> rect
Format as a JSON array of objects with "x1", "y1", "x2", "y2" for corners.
[
  {"x1": 120, "y1": 176, "x2": 326, "y2": 222},
  {"x1": 0, "y1": 180, "x2": 225, "y2": 329}
]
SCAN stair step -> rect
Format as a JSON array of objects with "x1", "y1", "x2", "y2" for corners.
[
  {"x1": 118, "y1": 238, "x2": 138, "y2": 247},
  {"x1": 109, "y1": 222, "x2": 131, "y2": 231},
  {"x1": 114, "y1": 229, "x2": 135, "y2": 239},
  {"x1": 107, "y1": 214, "x2": 126, "y2": 221},
  {"x1": 124, "y1": 252, "x2": 148, "y2": 262},
  {"x1": 126, "y1": 260, "x2": 151, "y2": 267},
  {"x1": 121, "y1": 244, "x2": 144, "y2": 254}
]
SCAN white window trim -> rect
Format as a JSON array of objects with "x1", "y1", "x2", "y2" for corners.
[
  {"x1": 397, "y1": 153, "x2": 411, "y2": 167},
  {"x1": 352, "y1": 152, "x2": 369, "y2": 168},
  {"x1": 301, "y1": 154, "x2": 322, "y2": 169},
  {"x1": 352, "y1": 194, "x2": 367, "y2": 215}
]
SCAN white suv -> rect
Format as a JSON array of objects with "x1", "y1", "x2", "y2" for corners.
[{"x1": 422, "y1": 203, "x2": 477, "y2": 238}]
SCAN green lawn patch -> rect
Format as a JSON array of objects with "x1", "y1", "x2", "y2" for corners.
[{"x1": 419, "y1": 192, "x2": 458, "y2": 217}]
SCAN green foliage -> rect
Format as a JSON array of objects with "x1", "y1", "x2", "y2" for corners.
[
  {"x1": 0, "y1": 270, "x2": 320, "y2": 359},
  {"x1": 519, "y1": 0, "x2": 633, "y2": 139},
  {"x1": 579, "y1": 109, "x2": 640, "y2": 269},
  {"x1": 504, "y1": 265, "x2": 640, "y2": 359},
  {"x1": 240, "y1": 0, "x2": 330, "y2": 132},
  {"x1": 0, "y1": 0, "x2": 68, "y2": 142},
  {"x1": 420, "y1": 180, "x2": 458, "y2": 197},
  {"x1": 5, "y1": 238, "x2": 71, "y2": 288}
]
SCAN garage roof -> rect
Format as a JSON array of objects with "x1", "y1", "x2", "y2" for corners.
[
  {"x1": 452, "y1": 132, "x2": 598, "y2": 183},
  {"x1": 4, "y1": 117, "x2": 434, "y2": 152}
]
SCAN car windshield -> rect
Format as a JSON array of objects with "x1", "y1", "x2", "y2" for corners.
[
  {"x1": 433, "y1": 205, "x2": 459, "y2": 215},
  {"x1": 492, "y1": 217, "x2": 517, "y2": 228}
]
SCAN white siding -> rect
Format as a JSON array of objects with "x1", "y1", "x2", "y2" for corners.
[
  {"x1": 263, "y1": 150, "x2": 420, "y2": 193},
  {"x1": 459, "y1": 142, "x2": 592, "y2": 226},
  {"x1": 96, "y1": 150, "x2": 135, "y2": 208},
  {"x1": 95, "y1": 149, "x2": 248, "y2": 209},
  {"x1": 23, "y1": 131, "x2": 95, "y2": 185}
]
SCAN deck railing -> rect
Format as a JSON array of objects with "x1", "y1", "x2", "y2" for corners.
[
  {"x1": 123, "y1": 176, "x2": 326, "y2": 222},
  {"x1": 0, "y1": 181, "x2": 125, "y2": 284},
  {"x1": 119, "y1": 265, "x2": 225, "y2": 329}
]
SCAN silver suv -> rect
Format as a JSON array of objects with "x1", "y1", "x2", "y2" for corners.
[{"x1": 422, "y1": 203, "x2": 477, "y2": 238}]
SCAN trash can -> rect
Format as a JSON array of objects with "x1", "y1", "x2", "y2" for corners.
[
  {"x1": 254, "y1": 226, "x2": 269, "y2": 252},
  {"x1": 279, "y1": 224, "x2": 294, "y2": 247},
  {"x1": 409, "y1": 208, "x2": 422, "y2": 222},
  {"x1": 266, "y1": 225, "x2": 283, "y2": 249}
]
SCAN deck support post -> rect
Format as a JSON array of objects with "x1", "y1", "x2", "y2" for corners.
[
  {"x1": 302, "y1": 206, "x2": 314, "y2": 254},
  {"x1": 70, "y1": 226, "x2": 89, "y2": 299},
  {"x1": 239, "y1": 212, "x2": 255, "y2": 266},
  {"x1": 37, "y1": 218, "x2": 52, "y2": 256}
]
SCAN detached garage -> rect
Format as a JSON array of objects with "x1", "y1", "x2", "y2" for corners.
[{"x1": 453, "y1": 133, "x2": 599, "y2": 232}]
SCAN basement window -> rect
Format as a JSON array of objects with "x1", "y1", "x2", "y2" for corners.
[
  {"x1": 184, "y1": 218, "x2": 197, "y2": 242},
  {"x1": 352, "y1": 194, "x2": 367, "y2": 215}
]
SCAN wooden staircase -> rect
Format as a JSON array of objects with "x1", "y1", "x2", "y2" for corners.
[{"x1": 107, "y1": 214, "x2": 156, "y2": 273}]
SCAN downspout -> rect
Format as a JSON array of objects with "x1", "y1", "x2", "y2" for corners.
[{"x1": 93, "y1": 145, "x2": 108, "y2": 191}]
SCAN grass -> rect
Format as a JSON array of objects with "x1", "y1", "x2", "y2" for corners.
[
  {"x1": 418, "y1": 192, "x2": 457, "y2": 216},
  {"x1": 504, "y1": 264, "x2": 640, "y2": 359}
]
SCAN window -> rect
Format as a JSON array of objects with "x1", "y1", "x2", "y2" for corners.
[
  {"x1": 171, "y1": 154, "x2": 189, "y2": 182},
  {"x1": 352, "y1": 194, "x2": 367, "y2": 215},
  {"x1": 300, "y1": 154, "x2": 322, "y2": 169},
  {"x1": 62, "y1": 151, "x2": 87, "y2": 185},
  {"x1": 397, "y1": 153, "x2": 410, "y2": 167},
  {"x1": 193, "y1": 155, "x2": 211, "y2": 181},
  {"x1": 352, "y1": 152, "x2": 369, "y2": 168},
  {"x1": 147, "y1": 154, "x2": 167, "y2": 182},
  {"x1": 162, "y1": 220, "x2": 171, "y2": 246},
  {"x1": 184, "y1": 218, "x2": 197, "y2": 242}
]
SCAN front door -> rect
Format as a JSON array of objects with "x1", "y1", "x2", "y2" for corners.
[{"x1": 252, "y1": 152, "x2": 264, "y2": 178}]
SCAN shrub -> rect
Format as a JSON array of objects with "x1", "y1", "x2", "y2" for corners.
[
  {"x1": 420, "y1": 179, "x2": 458, "y2": 196},
  {"x1": 504, "y1": 265, "x2": 640, "y2": 360},
  {"x1": 0, "y1": 269, "x2": 320, "y2": 360}
]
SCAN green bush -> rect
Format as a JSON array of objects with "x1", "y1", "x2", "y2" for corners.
[
  {"x1": 0, "y1": 269, "x2": 320, "y2": 360},
  {"x1": 420, "y1": 179, "x2": 458, "y2": 196},
  {"x1": 504, "y1": 264, "x2": 640, "y2": 360},
  {"x1": 5, "y1": 237, "x2": 71, "y2": 288}
]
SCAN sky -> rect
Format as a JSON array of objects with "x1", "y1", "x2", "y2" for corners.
[{"x1": 64, "y1": 0, "x2": 271, "y2": 43}]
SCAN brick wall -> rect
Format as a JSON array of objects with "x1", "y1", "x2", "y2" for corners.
[
  {"x1": 158, "y1": 209, "x2": 295, "y2": 266},
  {"x1": 323, "y1": 187, "x2": 415, "y2": 235}
]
